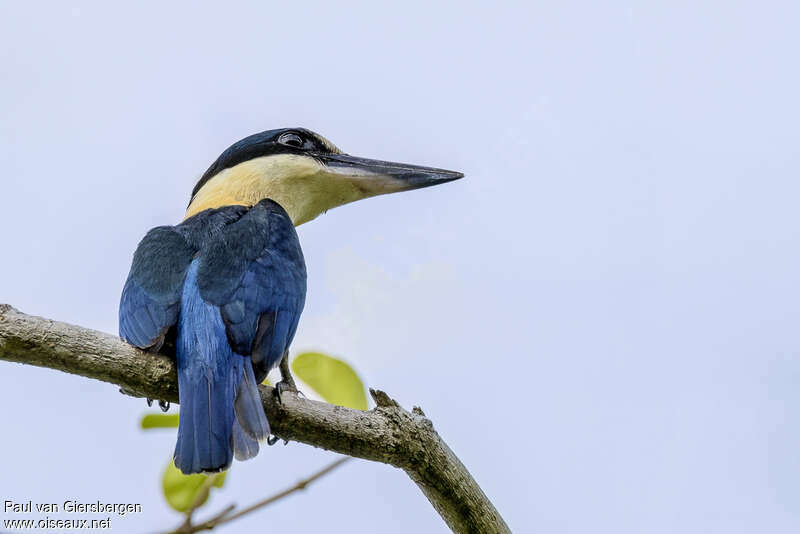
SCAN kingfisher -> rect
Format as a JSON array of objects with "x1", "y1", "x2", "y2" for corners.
[{"x1": 118, "y1": 128, "x2": 462, "y2": 474}]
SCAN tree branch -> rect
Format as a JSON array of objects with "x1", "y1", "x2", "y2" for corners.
[{"x1": 0, "y1": 305, "x2": 510, "y2": 534}]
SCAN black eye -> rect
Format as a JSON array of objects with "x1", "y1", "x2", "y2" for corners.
[{"x1": 278, "y1": 132, "x2": 305, "y2": 148}]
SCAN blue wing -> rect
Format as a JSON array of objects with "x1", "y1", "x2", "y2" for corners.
[
  {"x1": 119, "y1": 200, "x2": 305, "y2": 474},
  {"x1": 119, "y1": 206, "x2": 250, "y2": 351},
  {"x1": 196, "y1": 199, "x2": 307, "y2": 381},
  {"x1": 119, "y1": 226, "x2": 196, "y2": 350}
]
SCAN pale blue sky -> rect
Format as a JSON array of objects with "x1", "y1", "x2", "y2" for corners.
[{"x1": 2, "y1": 1, "x2": 799, "y2": 532}]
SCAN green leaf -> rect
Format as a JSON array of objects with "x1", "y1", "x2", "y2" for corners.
[
  {"x1": 140, "y1": 413, "x2": 180, "y2": 429},
  {"x1": 161, "y1": 461, "x2": 226, "y2": 513},
  {"x1": 291, "y1": 352, "x2": 367, "y2": 410}
]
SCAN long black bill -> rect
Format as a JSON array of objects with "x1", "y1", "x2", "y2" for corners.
[{"x1": 319, "y1": 153, "x2": 464, "y2": 194}]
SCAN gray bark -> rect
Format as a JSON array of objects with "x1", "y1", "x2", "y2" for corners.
[{"x1": 0, "y1": 304, "x2": 510, "y2": 534}]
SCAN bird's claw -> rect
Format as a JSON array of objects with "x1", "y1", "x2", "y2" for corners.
[
  {"x1": 145, "y1": 398, "x2": 170, "y2": 411},
  {"x1": 266, "y1": 435, "x2": 289, "y2": 446},
  {"x1": 274, "y1": 380, "x2": 298, "y2": 404}
]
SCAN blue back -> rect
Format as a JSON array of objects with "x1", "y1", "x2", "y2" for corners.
[{"x1": 119, "y1": 199, "x2": 306, "y2": 473}]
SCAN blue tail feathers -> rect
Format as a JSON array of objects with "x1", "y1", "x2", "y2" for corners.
[{"x1": 174, "y1": 261, "x2": 269, "y2": 474}]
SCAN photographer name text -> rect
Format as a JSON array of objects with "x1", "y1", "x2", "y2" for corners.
[{"x1": 4, "y1": 500, "x2": 142, "y2": 516}]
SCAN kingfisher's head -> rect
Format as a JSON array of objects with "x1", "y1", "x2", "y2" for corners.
[{"x1": 185, "y1": 128, "x2": 463, "y2": 225}]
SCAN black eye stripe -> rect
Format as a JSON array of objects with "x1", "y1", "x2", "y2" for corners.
[{"x1": 191, "y1": 128, "x2": 342, "y2": 204}]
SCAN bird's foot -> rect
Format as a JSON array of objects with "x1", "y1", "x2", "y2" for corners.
[
  {"x1": 266, "y1": 435, "x2": 289, "y2": 446},
  {"x1": 274, "y1": 380, "x2": 297, "y2": 404},
  {"x1": 273, "y1": 380, "x2": 307, "y2": 404},
  {"x1": 274, "y1": 351, "x2": 305, "y2": 404},
  {"x1": 145, "y1": 398, "x2": 170, "y2": 412}
]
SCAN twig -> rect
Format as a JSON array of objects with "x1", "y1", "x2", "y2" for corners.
[
  {"x1": 176, "y1": 473, "x2": 226, "y2": 532},
  {"x1": 173, "y1": 457, "x2": 350, "y2": 533},
  {"x1": 0, "y1": 305, "x2": 510, "y2": 534}
]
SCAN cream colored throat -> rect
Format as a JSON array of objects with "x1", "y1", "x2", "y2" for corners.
[{"x1": 185, "y1": 154, "x2": 366, "y2": 226}]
